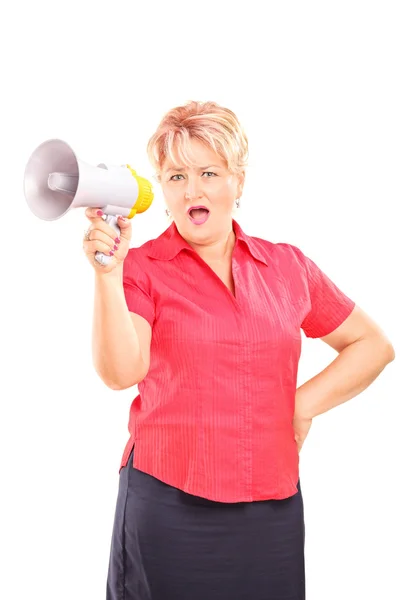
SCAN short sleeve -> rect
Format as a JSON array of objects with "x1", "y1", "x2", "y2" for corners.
[
  {"x1": 292, "y1": 247, "x2": 356, "y2": 338},
  {"x1": 122, "y1": 251, "x2": 155, "y2": 328}
]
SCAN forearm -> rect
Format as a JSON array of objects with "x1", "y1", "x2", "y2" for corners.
[
  {"x1": 295, "y1": 336, "x2": 395, "y2": 419},
  {"x1": 92, "y1": 266, "x2": 146, "y2": 390}
]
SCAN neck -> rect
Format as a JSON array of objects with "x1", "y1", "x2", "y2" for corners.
[{"x1": 189, "y1": 227, "x2": 236, "y2": 264}]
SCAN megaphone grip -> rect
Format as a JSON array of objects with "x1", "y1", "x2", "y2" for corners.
[{"x1": 95, "y1": 215, "x2": 121, "y2": 266}]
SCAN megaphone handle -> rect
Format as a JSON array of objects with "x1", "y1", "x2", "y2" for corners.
[{"x1": 95, "y1": 214, "x2": 121, "y2": 266}]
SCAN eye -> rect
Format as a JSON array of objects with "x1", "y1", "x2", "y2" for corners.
[{"x1": 169, "y1": 171, "x2": 216, "y2": 181}]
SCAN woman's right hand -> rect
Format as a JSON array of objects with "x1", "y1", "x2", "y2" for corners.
[{"x1": 83, "y1": 208, "x2": 132, "y2": 275}]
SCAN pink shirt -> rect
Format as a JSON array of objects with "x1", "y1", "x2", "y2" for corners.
[{"x1": 119, "y1": 219, "x2": 355, "y2": 502}]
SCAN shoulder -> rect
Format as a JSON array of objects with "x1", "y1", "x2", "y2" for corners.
[
  {"x1": 125, "y1": 239, "x2": 154, "y2": 263},
  {"x1": 123, "y1": 238, "x2": 156, "y2": 283},
  {"x1": 248, "y1": 234, "x2": 307, "y2": 271}
]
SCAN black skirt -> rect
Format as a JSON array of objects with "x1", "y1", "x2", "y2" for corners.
[{"x1": 106, "y1": 446, "x2": 305, "y2": 600}]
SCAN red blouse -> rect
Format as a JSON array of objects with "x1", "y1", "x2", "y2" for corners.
[{"x1": 119, "y1": 219, "x2": 355, "y2": 502}]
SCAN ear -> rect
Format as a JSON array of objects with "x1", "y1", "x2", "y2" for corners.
[{"x1": 237, "y1": 170, "x2": 245, "y2": 197}]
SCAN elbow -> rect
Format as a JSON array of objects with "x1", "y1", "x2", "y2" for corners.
[
  {"x1": 92, "y1": 366, "x2": 137, "y2": 391},
  {"x1": 106, "y1": 381, "x2": 128, "y2": 391},
  {"x1": 379, "y1": 330, "x2": 395, "y2": 363},
  {"x1": 374, "y1": 336, "x2": 395, "y2": 365},
  {"x1": 385, "y1": 342, "x2": 395, "y2": 364},
  {"x1": 92, "y1": 359, "x2": 148, "y2": 391},
  {"x1": 106, "y1": 377, "x2": 140, "y2": 391},
  {"x1": 105, "y1": 370, "x2": 148, "y2": 391},
  {"x1": 365, "y1": 333, "x2": 395, "y2": 365}
]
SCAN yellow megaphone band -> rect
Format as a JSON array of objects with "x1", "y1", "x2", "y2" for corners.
[{"x1": 126, "y1": 164, "x2": 154, "y2": 219}]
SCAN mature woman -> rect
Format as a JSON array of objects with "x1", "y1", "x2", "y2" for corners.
[{"x1": 83, "y1": 101, "x2": 394, "y2": 600}]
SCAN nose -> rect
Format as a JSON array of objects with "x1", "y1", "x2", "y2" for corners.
[{"x1": 185, "y1": 176, "x2": 203, "y2": 201}]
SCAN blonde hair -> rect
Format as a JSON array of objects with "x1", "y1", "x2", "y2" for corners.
[{"x1": 147, "y1": 100, "x2": 249, "y2": 183}]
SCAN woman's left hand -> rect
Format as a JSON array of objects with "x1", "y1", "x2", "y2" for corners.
[{"x1": 292, "y1": 414, "x2": 313, "y2": 453}]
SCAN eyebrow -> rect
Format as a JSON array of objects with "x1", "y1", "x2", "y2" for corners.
[{"x1": 165, "y1": 164, "x2": 221, "y2": 173}]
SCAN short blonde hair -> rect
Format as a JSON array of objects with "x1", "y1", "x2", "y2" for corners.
[{"x1": 147, "y1": 100, "x2": 248, "y2": 183}]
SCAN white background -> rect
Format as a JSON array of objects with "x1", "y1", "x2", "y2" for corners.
[{"x1": 2, "y1": 1, "x2": 399, "y2": 598}]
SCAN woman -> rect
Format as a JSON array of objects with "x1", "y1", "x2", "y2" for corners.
[{"x1": 83, "y1": 101, "x2": 394, "y2": 600}]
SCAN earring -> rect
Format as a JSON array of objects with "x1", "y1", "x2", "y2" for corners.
[
  {"x1": 235, "y1": 198, "x2": 241, "y2": 209},
  {"x1": 165, "y1": 208, "x2": 171, "y2": 218}
]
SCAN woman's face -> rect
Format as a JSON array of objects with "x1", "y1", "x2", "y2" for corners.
[{"x1": 159, "y1": 138, "x2": 244, "y2": 242}]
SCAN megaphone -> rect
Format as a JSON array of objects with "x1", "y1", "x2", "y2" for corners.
[{"x1": 23, "y1": 139, "x2": 154, "y2": 265}]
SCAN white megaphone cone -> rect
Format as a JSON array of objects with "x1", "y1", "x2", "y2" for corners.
[{"x1": 23, "y1": 139, "x2": 154, "y2": 266}]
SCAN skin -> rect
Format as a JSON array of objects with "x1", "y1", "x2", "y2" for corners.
[
  {"x1": 84, "y1": 139, "x2": 395, "y2": 451},
  {"x1": 294, "y1": 306, "x2": 395, "y2": 451},
  {"x1": 158, "y1": 140, "x2": 395, "y2": 453},
  {"x1": 159, "y1": 138, "x2": 245, "y2": 264},
  {"x1": 83, "y1": 210, "x2": 131, "y2": 277}
]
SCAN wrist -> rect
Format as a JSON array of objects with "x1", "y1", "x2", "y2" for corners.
[{"x1": 95, "y1": 263, "x2": 124, "y2": 285}]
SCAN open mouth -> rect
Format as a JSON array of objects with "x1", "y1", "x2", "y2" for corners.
[{"x1": 188, "y1": 207, "x2": 210, "y2": 225}]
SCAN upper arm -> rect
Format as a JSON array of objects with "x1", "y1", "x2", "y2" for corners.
[
  {"x1": 292, "y1": 246, "x2": 393, "y2": 356},
  {"x1": 122, "y1": 250, "x2": 155, "y2": 382},
  {"x1": 292, "y1": 246, "x2": 356, "y2": 339},
  {"x1": 129, "y1": 311, "x2": 152, "y2": 380},
  {"x1": 320, "y1": 304, "x2": 394, "y2": 355}
]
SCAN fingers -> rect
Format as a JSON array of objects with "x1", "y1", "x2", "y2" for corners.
[
  {"x1": 85, "y1": 208, "x2": 129, "y2": 226},
  {"x1": 83, "y1": 210, "x2": 132, "y2": 270},
  {"x1": 84, "y1": 209, "x2": 123, "y2": 245},
  {"x1": 85, "y1": 207, "x2": 107, "y2": 223},
  {"x1": 85, "y1": 231, "x2": 120, "y2": 255},
  {"x1": 115, "y1": 215, "x2": 131, "y2": 234}
]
